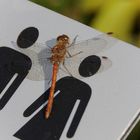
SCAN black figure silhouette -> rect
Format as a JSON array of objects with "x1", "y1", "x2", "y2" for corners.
[
  {"x1": 0, "y1": 47, "x2": 31, "y2": 110},
  {"x1": 14, "y1": 76, "x2": 92, "y2": 140}
]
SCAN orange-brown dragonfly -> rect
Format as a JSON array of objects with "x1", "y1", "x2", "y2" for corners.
[{"x1": 12, "y1": 30, "x2": 117, "y2": 119}]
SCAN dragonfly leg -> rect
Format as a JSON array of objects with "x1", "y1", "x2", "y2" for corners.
[
  {"x1": 47, "y1": 79, "x2": 52, "y2": 85},
  {"x1": 66, "y1": 51, "x2": 83, "y2": 58},
  {"x1": 59, "y1": 66, "x2": 67, "y2": 73},
  {"x1": 62, "y1": 61, "x2": 73, "y2": 77},
  {"x1": 66, "y1": 50, "x2": 72, "y2": 57},
  {"x1": 46, "y1": 44, "x2": 53, "y2": 50},
  {"x1": 68, "y1": 35, "x2": 78, "y2": 48}
]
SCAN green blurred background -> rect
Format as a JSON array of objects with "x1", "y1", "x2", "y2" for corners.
[
  {"x1": 31, "y1": 0, "x2": 140, "y2": 48},
  {"x1": 30, "y1": 0, "x2": 140, "y2": 139}
]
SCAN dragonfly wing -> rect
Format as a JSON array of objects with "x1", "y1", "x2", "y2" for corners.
[
  {"x1": 60, "y1": 54, "x2": 112, "y2": 79},
  {"x1": 98, "y1": 56, "x2": 112, "y2": 73},
  {"x1": 68, "y1": 33, "x2": 117, "y2": 56},
  {"x1": 45, "y1": 38, "x2": 57, "y2": 49},
  {"x1": 26, "y1": 62, "x2": 52, "y2": 81},
  {"x1": 11, "y1": 41, "x2": 53, "y2": 81},
  {"x1": 29, "y1": 66, "x2": 52, "y2": 81},
  {"x1": 59, "y1": 33, "x2": 115, "y2": 79}
]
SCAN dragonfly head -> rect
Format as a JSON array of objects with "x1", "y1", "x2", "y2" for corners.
[{"x1": 57, "y1": 34, "x2": 69, "y2": 45}]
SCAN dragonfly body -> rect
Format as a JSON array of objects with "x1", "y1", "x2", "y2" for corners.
[{"x1": 46, "y1": 34, "x2": 70, "y2": 118}]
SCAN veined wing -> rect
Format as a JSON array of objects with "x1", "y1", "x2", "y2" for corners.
[
  {"x1": 62, "y1": 33, "x2": 117, "y2": 79},
  {"x1": 68, "y1": 33, "x2": 117, "y2": 56},
  {"x1": 11, "y1": 41, "x2": 53, "y2": 81},
  {"x1": 11, "y1": 33, "x2": 117, "y2": 81},
  {"x1": 59, "y1": 55, "x2": 112, "y2": 79}
]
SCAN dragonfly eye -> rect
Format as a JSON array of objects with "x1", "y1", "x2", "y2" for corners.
[{"x1": 57, "y1": 34, "x2": 69, "y2": 42}]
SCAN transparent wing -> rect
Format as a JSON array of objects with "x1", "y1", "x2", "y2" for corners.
[
  {"x1": 11, "y1": 33, "x2": 117, "y2": 80},
  {"x1": 58, "y1": 54, "x2": 112, "y2": 79},
  {"x1": 68, "y1": 33, "x2": 117, "y2": 56},
  {"x1": 59, "y1": 34, "x2": 118, "y2": 78},
  {"x1": 11, "y1": 41, "x2": 53, "y2": 81}
]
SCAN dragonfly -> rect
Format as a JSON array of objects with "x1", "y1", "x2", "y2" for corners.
[{"x1": 11, "y1": 29, "x2": 117, "y2": 119}]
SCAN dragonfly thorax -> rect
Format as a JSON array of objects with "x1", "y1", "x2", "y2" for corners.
[
  {"x1": 50, "y1": 45, "x2": 67, "y2": 64},
  {"x1": 51, "y1": 44, "x2": 66, "y2": 53},
  {"x1": 50, "y1": 54, "x2": 65, "y2": 64}
]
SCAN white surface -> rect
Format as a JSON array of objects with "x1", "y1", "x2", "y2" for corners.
[{"x1": 0, "y1": 0, "x2": 140, "y2": 140}]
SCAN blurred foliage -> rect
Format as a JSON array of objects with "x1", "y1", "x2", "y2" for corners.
[
  {"x1": 126, "y1": 120, "x2": 140, "y2": 140},
  {"x1": 31, "y1": 0, "x2": 140, "y2": 47},
  {"x1": 90, "y1": 0, "x2": 140, "y2": 47},
  {"x1": 30, "y1": 0, "x2": 140, "y2": 139}
]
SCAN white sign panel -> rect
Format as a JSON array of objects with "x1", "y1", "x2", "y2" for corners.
[{"x1": 0, "y1": 0, "x2": 140, "y2": 140}]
